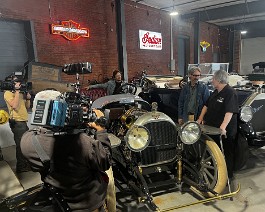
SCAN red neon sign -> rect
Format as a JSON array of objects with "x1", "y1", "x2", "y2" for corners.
[{"x1": 51, "y1": 20, "x2": 89, "y2": 41}]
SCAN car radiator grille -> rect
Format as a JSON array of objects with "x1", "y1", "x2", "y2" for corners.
[{"x1": 139, "y1": 121, "x2": 178, "y2": 166}]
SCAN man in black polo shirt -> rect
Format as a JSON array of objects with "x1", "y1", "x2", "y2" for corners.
[{"x1": 197, "y1": 70, "x2": 238, "y2": 179}]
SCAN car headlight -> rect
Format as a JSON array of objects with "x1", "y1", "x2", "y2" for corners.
[
  {"x1": 240, "y1": 106, "x2": 253, "y2": 122},
  {"x1": 180, "y1": 121, "x2": 201, "y2": 145},
  {"x1": 125, "y1": 125, "x2": 150, "y2": 152}
]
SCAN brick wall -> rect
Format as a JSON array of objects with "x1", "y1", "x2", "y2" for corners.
[
  {"x1": 0, "y1": 0, "x2": 118, "y2": 84},
  {"x1": 233, "y1": 31, "x2": 241, "y2": 72},
  {"x1": 199, "y1": 22, "x2": 220, "y2": 63},
  {"x1": 0, "y1": 0, "x2": 233, "y2": 84}
]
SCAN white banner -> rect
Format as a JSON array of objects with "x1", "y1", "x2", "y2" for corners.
[{"x1": 139, "y1": 30, "x2": 162, "y2": 50}]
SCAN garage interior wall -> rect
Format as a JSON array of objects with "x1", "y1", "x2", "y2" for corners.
[
  {"x1": 0, "y1": 0, "x2": 231, "y2": 84},
  {"x1": 240, "y1": 37, "x2": 265, "y2": 75},
  {"x1": 0, "y1": 20, "x2": 29, "y2": 108}
]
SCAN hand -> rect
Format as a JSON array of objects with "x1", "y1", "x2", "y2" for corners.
[
  {"x1": 14, "y1": 82, "x2": 21, "y2": 90},
  {"x1": 85, "y1": 86, "x2": 90, "y2": 90},
  {"x1": 26, "y1": 92, "x2": 31, "y2": 100},
  {"x1": 87, "y1": 109, "x2": 105, "y2": 132},
  {"x1": 220, "y1": 126, "x2": 227, "y2": 136},
  {"x1": 197, "y1": 119, "x2": 203, "y2": 124},
  {"x1": 178, "y1": 118, "x2": 184, "y2": 125}
]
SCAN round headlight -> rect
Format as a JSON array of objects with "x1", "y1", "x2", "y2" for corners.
[
  {"x1": 125, "y1": 125, "x2": 150, "y2": 152},
  {"x1": 240, "y1": 106, "x2": 253, "y2": 122},
  {"x1": 180, "y1": 121, "x2": 201, "y2": 145}
]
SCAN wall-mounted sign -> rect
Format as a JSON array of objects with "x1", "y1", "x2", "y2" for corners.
[
  {"x1": 51, "y1": 20, "x2": 89, "y2": 41},
  {"x1": 139, "y1": 30, "x2": 162, "y2": 50}
]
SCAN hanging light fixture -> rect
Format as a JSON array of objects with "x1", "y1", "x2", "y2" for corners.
[
  {"x1": 169, "y1": 0, "x2": 178, "y2": 16},
  {"x1": 170, "y1": 11, "x2": 178, "y2": 16}
]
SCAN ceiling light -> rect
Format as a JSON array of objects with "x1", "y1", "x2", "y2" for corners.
[
  {"x1": 170, "y1": 11, "x2": 178, "y2": 16},
  {"x1": 241, "y1": 30, "x2": 247, "y2": 34}
]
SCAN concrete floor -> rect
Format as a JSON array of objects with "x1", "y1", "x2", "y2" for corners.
[
  {"x1": 1, "y1": 145, "x2": 265, "y2": 211},
  {"x1": 115, "y1": 146, "x2": 265, "y2": 212}
]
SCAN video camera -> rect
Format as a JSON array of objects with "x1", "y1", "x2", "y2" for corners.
[
  {"x1": 31, "y1": 91, "x2": 107, "y2": 132},
  {"x1": 0, "y1": 71, "x2": 32, "y2": 93}
]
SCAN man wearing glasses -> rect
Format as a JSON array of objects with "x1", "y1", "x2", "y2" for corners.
[{"x1": 178, "y1": 66, "x2": 210, "y2": 125}]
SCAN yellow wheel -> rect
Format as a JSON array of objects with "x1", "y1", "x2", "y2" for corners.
[
  {"x1": 202, "y1": 139, "x2": 227, "y2": 196},
  {"x1": 0, "y1": 110, "x2": 9, "y2": 125},
  {"x1": 183, "y1": 134, "x2": 227, "y2": 197}
]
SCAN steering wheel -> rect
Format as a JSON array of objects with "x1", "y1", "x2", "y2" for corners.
[
  {"x1": 116, "y1": 83, "x2": 137, "y2": 95},
  {"x1": 178, "y1": 79, "x2": 187, "y2": 89},
  {"x1": 179, "y1": 76, "x2": 189, "y2": 89}
]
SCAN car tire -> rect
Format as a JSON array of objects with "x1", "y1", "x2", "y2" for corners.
[
  {"x1": 233, "y1": 133, "x2": 249, "y2": 171},
  {"x1": 188, "y1": 139, "x2": 228, "y2": 197}
]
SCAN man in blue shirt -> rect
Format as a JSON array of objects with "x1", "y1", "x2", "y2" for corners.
[{"x1": 178, "y1": 67, "x2": 210, "y2": 124}]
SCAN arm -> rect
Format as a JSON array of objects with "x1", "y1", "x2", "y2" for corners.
[
  {"x1": 89, "y1": 81, "x2": 110, "y2": 90},
  {"x1": 6, "y1": 90, "x2": 21, "y2": 110},
  {"x1": 87, "y1": 109, "x2": 112, "y2": 171},
  {"x1": 5, "y1": 82, "x2": 25, "y2": 110},
  {"x1": 197, "y1": 105, "x2": 208, "y2": 124},
  {"x1": 220, "y1": 112, "x2": 233, "y2": 135},
  {"x1": 25, "y1": 92, "x2": 31, "y2": 109}
]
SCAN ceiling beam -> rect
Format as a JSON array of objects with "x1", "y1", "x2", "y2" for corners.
[
  {"x1": 181, "y1": 0, "x2": 265, "y2": 24},
  {"x1": 223, "y1": 20, "x2": 265, "y2": 39}
]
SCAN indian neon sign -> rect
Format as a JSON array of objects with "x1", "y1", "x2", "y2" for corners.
[{"x1": 51, "y1": 20, "x2": 89, "y2": 41}]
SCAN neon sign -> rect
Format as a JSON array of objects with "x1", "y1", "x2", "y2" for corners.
[
  {"x1": 139, "y1": 30, "x2": 162, "y2": 50},
  {"x1": 200, "y1": 41, "x2": 210, "y2": 53},
  {"x1": 51, "y1": 20, "x2": 89, "y2": 41}
]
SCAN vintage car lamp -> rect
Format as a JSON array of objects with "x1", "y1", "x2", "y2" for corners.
[
  {"x1": 179, "y1": 121, "x2": 201, "y2": 145},
  {"x1": 240, "y1": 106, "x2": 253, "y2": 123},
  {"x1": 125, "y1": 125, "x2": 150, "y2": 152}
]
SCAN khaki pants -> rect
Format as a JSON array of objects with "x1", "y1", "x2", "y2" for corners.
[{"x1": 188, "y1": 114, "x2": 195, "y2": 122}]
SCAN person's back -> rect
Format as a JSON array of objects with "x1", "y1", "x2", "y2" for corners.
[
  {"x1": 20, "y1": 89, "x2": 112, "y2": 211},
  {"x1": 21, "y1": 129, "x2": 111, "y2": 211}
]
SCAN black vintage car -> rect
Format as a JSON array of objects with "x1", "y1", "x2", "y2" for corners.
[
  {"x1": 90, "y1": 92, "x2": 234, "y2": 211},
  {"x1": 0, "y1": 87, "x2": 238, "y2": 211}
]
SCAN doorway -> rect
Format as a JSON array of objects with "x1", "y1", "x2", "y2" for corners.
[{"x1": 177, "y1": 36, "x2": 190, "y2": 77}]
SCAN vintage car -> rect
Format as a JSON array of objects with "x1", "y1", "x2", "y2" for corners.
[
  {"x1": 1, "y1": 77, "x2": 242, "y2": 212},
  {"x1": 91, "y1": 91, "x2": 237, "y2": 211},
  {"x1": 137, "y1": 69, "x2": 265, "y2": 173}
]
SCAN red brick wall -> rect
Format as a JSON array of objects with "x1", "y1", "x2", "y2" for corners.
[
  {"x1": 233, "y1": 31, "x2": 241, "y2": 72},
  {"x1": 124, "y1": 1, "x2": 170, "y2": 78},
  {"x1": 218, "y1": 29, "x2": 230, "y2": 63},
  {"x1": 199, "y1": 22, "x2": 220, "y2": 63},
  {"x1": 124, "y1": 0, "x2": 195, "y2": 78},
  {"x1": 0, "y1": 0, "x2": 118, "y2": 84},
  {"x1": 0, "y1": 0, "x2": 233, "y2": 84}
]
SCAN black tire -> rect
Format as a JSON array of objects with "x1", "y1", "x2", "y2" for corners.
[{"x1": 234, "y1": 133, "x2": 249, "y2": 171}]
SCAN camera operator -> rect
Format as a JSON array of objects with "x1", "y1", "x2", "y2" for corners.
[
  {"x1": 4, "y1": 75, "x2": 31, "y2": 173},
  {"x1": 20, "y1": 90, "x2": 112, "y2": 211}
]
